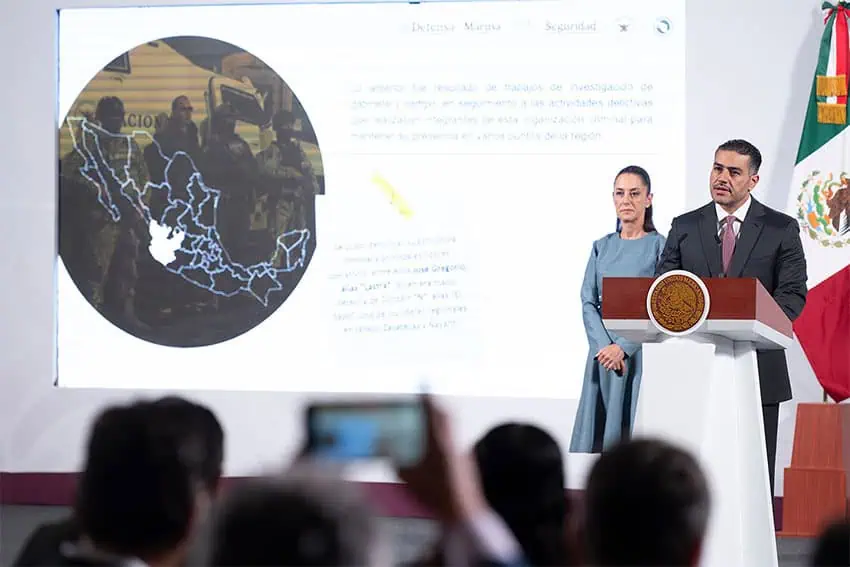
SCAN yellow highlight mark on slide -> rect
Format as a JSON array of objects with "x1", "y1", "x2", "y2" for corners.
[{"x1": 372, "y1": 173, "x2": 414, "y2": 218}]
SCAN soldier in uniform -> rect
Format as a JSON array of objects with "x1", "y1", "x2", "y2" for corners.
[
  {"x1": 202, "y1": 103, "x2": 259, "y2": 260},
  {"x1": 256, "y1": 109, "x2": 319, "y2": 267},
  {"x1": 145, "y1": 96, "x2": 202, "y2": 185},
  {"x1": 97, "y1": 96, "x2": 150, "y2": 326},
  {"x1": 59, "y1": 110, "x2": 103, "y2": 302},
  {"x1": 60, "y1": 96, "x2": 150, "y2": 327}
]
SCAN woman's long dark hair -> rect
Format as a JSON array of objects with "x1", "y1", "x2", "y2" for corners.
[{"x1": 615, "y1": 165, "x2": 656, "y2": 233}]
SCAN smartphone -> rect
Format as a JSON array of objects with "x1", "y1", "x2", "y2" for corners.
[{"x1": 305, "y1": 400, "x2": 426, "y2": 467}]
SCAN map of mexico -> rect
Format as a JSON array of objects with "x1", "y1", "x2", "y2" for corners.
[
  {"x1": 57, "y1": 37, "x2": 325, "y2": 348},
  {"x1": 67, "y1": 116, "x2": 311, "y2": 306}
]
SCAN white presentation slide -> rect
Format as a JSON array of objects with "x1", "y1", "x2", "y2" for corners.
[{"x1": 56, "y1": 0, "x2": 685, "y2": 398}]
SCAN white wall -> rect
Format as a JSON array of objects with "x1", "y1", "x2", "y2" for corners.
[{"x1": 0, "y1": 0, "x2": 827, "y2": 495}]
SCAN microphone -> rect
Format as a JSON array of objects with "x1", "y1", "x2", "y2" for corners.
[{"x1": 714, "y1": 233, "x2": 726, "y2": 278}]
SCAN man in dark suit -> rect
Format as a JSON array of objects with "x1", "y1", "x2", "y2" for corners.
[{"x1": 655, "y1": 139, "x2": 808, "y2": 499}]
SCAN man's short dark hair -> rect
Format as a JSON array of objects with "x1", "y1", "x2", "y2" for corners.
[
  {"x1": 584, "y1": 438, "x2": 710, "y2": 566},
  {"x1": 74, "y1": 402, "x2": 196, "y2": 561},
  {"x1": 209, "y1": 467, "x2": 380, "y2": 566},
  {"x1": 474, "y1": 423, "x2": 572, "y2": 566},
  {"x1": 717, "y1": 139, "x2": 762, "y2": 174},
  {"x1": 151, "y1": 396, "x2": 225, "y2": 493}
]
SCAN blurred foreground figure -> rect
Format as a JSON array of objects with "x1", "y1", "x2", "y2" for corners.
[{"x1": 584, "y1": 438, "x2": 710, "y2": 567}]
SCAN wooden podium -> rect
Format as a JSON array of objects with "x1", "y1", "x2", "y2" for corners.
[
  {"x1": 602, "y1": 274, "x2": 793, "y2": 567},
  {"x1": 780, "y1": 402, "x2": 850, "y2": 536}
]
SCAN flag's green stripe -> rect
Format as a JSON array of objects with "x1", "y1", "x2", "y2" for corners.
[{"x1": 797, "y1": 13, "x2": 848, "y2": 164}]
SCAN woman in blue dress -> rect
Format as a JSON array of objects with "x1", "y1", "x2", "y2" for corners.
[{"x1": 569, "y1": 165, "x2": 666, "y2": 453}]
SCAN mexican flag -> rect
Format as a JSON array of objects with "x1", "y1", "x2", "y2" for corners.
[{"x1": 788, "y1": 1, "x2": 850, "y2": 402}]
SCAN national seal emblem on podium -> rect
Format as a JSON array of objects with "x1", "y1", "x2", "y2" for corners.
[{"x1": 646, "y1": 270, "x2": 711, "y2": 335}]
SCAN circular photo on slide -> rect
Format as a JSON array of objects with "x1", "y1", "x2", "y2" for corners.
[{"x1": 58, "y1": 36, "x2": 324, "y2": 347}]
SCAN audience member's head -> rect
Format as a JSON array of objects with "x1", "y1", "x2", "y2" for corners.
[
  {"x1": 811, "y1": 519, "x2": 850, "y2": 566},
  {"x1": 13, "y1": 397, "x2": 224, "y2": 567},
  {"x1": 151, "y1": 395, "x2": 225, "y2": 496},
  {"x1": 584, "y1": 438, "x2": 710, "y2": 567},
  {"x1": 208, "y1": 465, "x2": 387, "y2": 566},
  {"x1": 74, "y1": 401, "x2": 198, "y2": 566},
  {"x1": 474, "y1": 422, "x2": 573, "y2": 566}
]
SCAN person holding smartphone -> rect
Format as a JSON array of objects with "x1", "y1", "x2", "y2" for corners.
[{"x1": 300, "y1": 396, "x2": 529, "y2": 567}]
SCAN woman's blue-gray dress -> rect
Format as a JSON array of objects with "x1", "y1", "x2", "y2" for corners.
[{"x1": 569, "y1": 231, "x2": 666, "y2": 453}]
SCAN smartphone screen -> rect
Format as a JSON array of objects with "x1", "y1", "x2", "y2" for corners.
[{"x1": 305, "y1": 401, "x2": 426, "y2": 467}]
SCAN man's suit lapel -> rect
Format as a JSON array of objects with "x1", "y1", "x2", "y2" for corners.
[
  {"x1": 727, "y1": 198, "x2": 766, "y2": 278},
  {"x1": 698, "y1": 205, "x2": 724, "y2": 277}
]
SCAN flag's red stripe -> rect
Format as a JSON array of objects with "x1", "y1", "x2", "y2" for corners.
[
  {"x1": 837, "y1": 9, "x2": 849, "y2": 104},
  {"x1": 793, "y1": 265, "x2": 850, "y2": 402}
]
